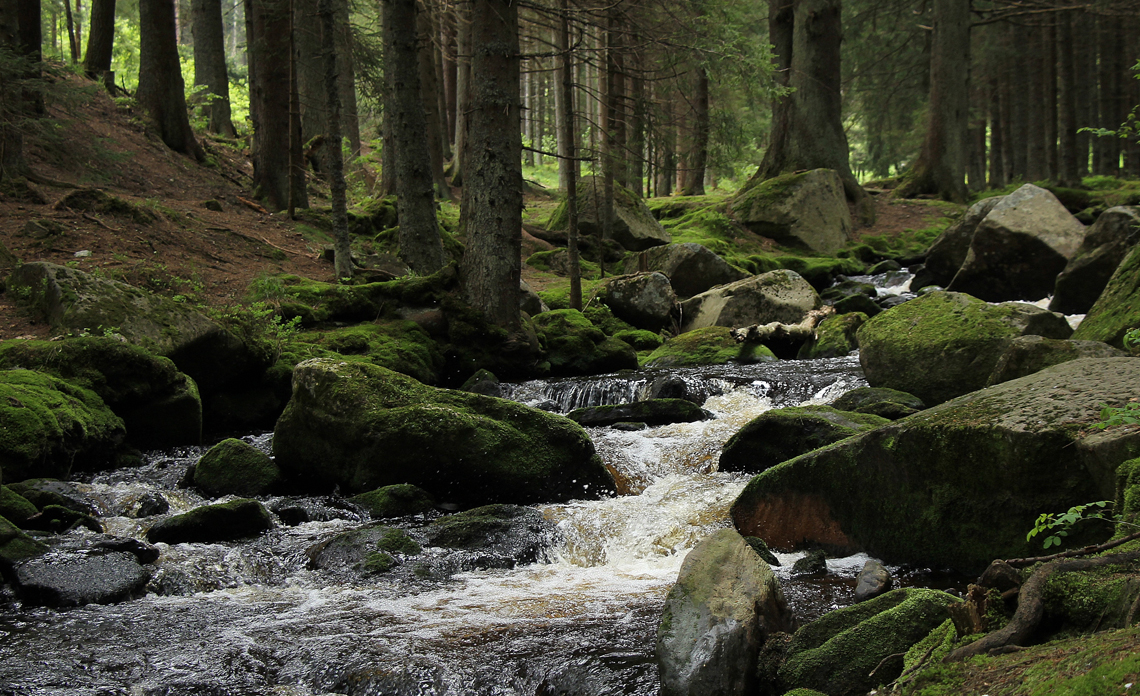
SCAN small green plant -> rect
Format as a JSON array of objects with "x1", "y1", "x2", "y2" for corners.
[
  {"x1": 1027, "y1": 501, "x2": 1116, "y2": 549},
  {"x1": 211, "y1": 301, "x2": 302, "y2": 363},
  {"x1": 1094, "y1": 400, "x2": 1140, "y2": 429}
]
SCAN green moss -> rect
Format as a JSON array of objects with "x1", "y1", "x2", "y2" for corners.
[
  {"x1": 774, "y1": 256, "x2": 866, "y2": 290},
  {"x1": 1039, "y1": 557, "x2": 1140, "y2": 635},
  {"x1": 375, "y1": 527, "x2": 422, "y2": 556},
  {"x1": 0, "y1": 485, "x2": 37, "y2": 523},
  {"x1": 0, "y1": 513, "x2": 48, "y2": 565},
  {"x1": 350, "y1": 484, "x2": 436, "y2": 518},
  {"x1": 533, "y1": 309, "x2": 638, "y2": 376},
  {"x1": 582, "y1": 303, "x2": 636, "y2": 336},
  {"x1": 643, "y1": 326, "x2": 777, "y2": 367},
  {"x1": 613, "y1": 329, "x2": 664, "y2": 350},
  {"x1": 537, "y1": 279, "x2": 604, "y2": 310},
  {"x1": 286, "y1": 321, "x2": 445, "y2": 385},
  {"x1": 427, "y1": 504, "x2": 519, "y2": 548},
  {"x1": 362, "y1": 551, "x2": 396, "y2": 573},
  {"x1": 193, "y1": 438, "x2": 280, "y2": 497},
  {"x1": 1071, "y1": 243, "x2": 1140, "y2": 348},
  {"x1": 798, "y1": 312, "x2": 867, "y2": 359},
  {"x1": 145, "y1": 498, "x2": 274, "y2": 544},
  {"x1": 23, "y1": 504, "x2": 102, "y2": 533}
]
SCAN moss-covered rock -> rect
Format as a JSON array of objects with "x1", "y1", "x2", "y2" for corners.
[
  {"x1": 0, "y1": 485, "x2": 37, "y2": 523},
  {"x1": 532, "y1": 309, "x2": 638, "y2": 376},
  {"x1": 0, "y1": 514, "x2": 47, "y2": 567},
  {"x1": 0, "y1": 337, "x2": 202, "y2": 449},
  {"x1": 1072, "y1": 241, "x2": 1140, "y2": 348},
  {"x1": 986, "y1": 335, "x2": 1128, "y2": 386},
  {"x1": 273, "y1": 359, "x2": 616, "y2": 505},
  {"x1": 192, "y1": 438, "x2": 280, "y2": 497},
  {"x1": 350, "y1": 484, "x2": 436, "y2": 518},
  {"x1": 145, "y1": 498, "x2": 274, "y2": 544},
  {"x1": 548, "y1": 175, "x2": 671, "y2": 251},
  {"x1": 729, "y1": 169, "x2": 854, "y2": 253},
  {"x1": 567, "y1": 399, "x2": 713, "y2": 428},
  {"x1": 597, "y1": 272, "x2": 676, "y2": 332},
  {"x1": 21, "y1": 504, "x2": 102, "y2": 533},
  {"x1": 796, "y1": 312, "x2": 867, "y2": 359},
  {"x1": 5, "y1": 479, "x2": 99, "y2": 516},
  {"x1": 680, "y1": 270, "x2": 821, "y2": 333},
  {"x1": 1050, "y1": 206, "x2": 1140, "y2": 315},
  {"x1": 774, "y1": 256, "x2": 866, "y2": 292},
  {"x1": 643, "y1": 326, "x2": 777, "y2": 367},
  {"x1": 627, "y1": 242, "x2": 750, "y2": 298},
  {"x1": 778, "y1": 588, "x2": 959, "y2": 696},
  {"x1": 857, "y1": 291, "x2": 1073, "y2": 405},
  {"x1": 612, "y1": 329, "x2": 664, "y2": 351},
  {"x1": 0, "y1": 369, "x2": 125, "y2": 482},
  {"x1": 1116, "y1": 457, "x2": 1140, "y2": 530},
  {"x1": 719, "y1": 405, "x2": 889, "y2": 474},
  {"x1": 831, "y1": 387, "x2": 925, "y2": 420},
  {"x1": 657, "y1": 528, "x2": 792, "y2": 696},
  {"x1": 424, "y1": 504, "x2": 557, "y2": 569},
  {"x1": 731, "y1": 358, "x2": 1140, "y2": 569},
  {"x1": 1039, "y1": 555, "x2": 1140, "y2": 636},
  {"x1": 287, "y1": 321, "x2": 446, "y2": 386},
  {"x1": 307, "y1": 524, "x2": 421, "y2": 575}
]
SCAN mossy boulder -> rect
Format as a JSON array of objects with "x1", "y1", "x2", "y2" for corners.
[
  {"x1": 773, "y1": 256, "x2": 866, "y2": 292},
  {"x1": 597, "y1": 272, "x2": 676, "y2": 332},
  {"x1": 1039, "y1": 555, "x2": 1140, "y2": 635},
  {"x1": 986, "y1": 335, "x2": 1129, "y2": 386},
  {"x1": 731, "y1": 358, "x2": 1140, "y2": 569},
  {"x1": 424, "y1": 504, "x2": 557, "y2": 569},
  {"x1": 630, "y1": 242, "x2": 750, "y2": 298},
  {"x1": 307, "y1": 524, "x2": 421, "y2": 575},
  {"x1": 193, "y1": 438, "x2": 280, "y2": 497},
  {"x1": 0, "y1": 514, "x2": 47, "y2": 567},
  {"x1": 729, "y1": 169, "x2": 854, "y2": 253},
  {"x1": 831, "y1": 387, "x2": 925, "y2": 420},
  {"x1": 719, "y1": 405, "x2": 889, "y2": 474},
  {"x1": 548, "y1": 175, "x2": 671, "y2": 251},
  {"x1": 287, "y1": 320, "x2": 445, "y2": 385},
  {"x1": 796, "y1": 312, "x2": 866, "y2": 359},
  {"x1": 0, "y1": 369, "x2": 125, "y2": 482},
  {"x1": 0, "y1": 337, "x2": 202, "y2": 449},
  {"x1": 1072, "y1": 240, "x2": 1140, "y2": 348},
  {"x1": 7, "y1": 262, "x2": 263, "y2": 395},
  {"x1": 612, "y1": 329, "x2": 664, "y2": 351},
  {"x1": 0, "y1": 485, "x2": 37, "y2": 523},
  {"x1": 778, "y1": 588, "x2": 959, "y2": 696},
  {"x1": 1050, "y1": 206, "x2": 1140, "y2": 315},
  {"x1": 567, "y1": 399, "x2": 713, "y2": 428},
  {"x1": 350, "y1": 484, "x2": 436, "y2": 518},
  {"x1": 273, "y1": 359, "x2": 616, "y2": 505},
  {"x1": 1116, "y1": 457, "x2": 1140, "y2": 530},
  {"x1": 656, "y1": 528, "x2": 792, "y2": 696},
  {"x1": 643, "y1": 326, "x2": 777, "y2": 368},
  {"x1": 5, "y1": 479, "x2": 99, "y2": 516},
  {"x1": 532, "y1": 309, "x2": 638, "y2": 376},
  {"x1": 145, "y1": 498, "x2": 274, "y2": 544},
  {"x1": 680, "y1": 270, "x2": 821, "y2": 333},
  {"x1": 857, "y1": 290, "x2": 1074, "y2": 406}
]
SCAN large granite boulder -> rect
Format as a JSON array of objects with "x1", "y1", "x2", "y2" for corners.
[
  {"x1": 831, "y1": 387, "x2": 925, "y2": 420},
  {"x1": 0, "y1": 337, "x2": 201, "y2": 449},
  {"x1": 729, "y1": 169, "x2": 853, "y2": 253},
  {"x1": 985, "y1": 335, "x2": 1129, "y2": 386},
  {"x1": 718, "y1": 406, "x2": 888, "y2": 475},
  {"x1": 632, "y1": 243, "x2": 750, "y2": 298},
  {"x1": 915, "y1": 197, "x2": 1002, "y2": 289},
  {"x1": 731, "y1": 358, "x2": 1140, "y2": 569},
  {"x1": 0, "y1": 369, "x2": 125, "y2": 482},
  {"x1": 532, "y1": 309, "x2": 639, "y2": 376},
  {"x1": 947, "y1": 184, "x2": 1086, "y2": 302},
  {"x1": 7, "y1": 262, "x2": 265, "y2": 394},
  {"x1": 657, "y1": 528, "x2": 792, "y2": 696},
  {"x1": 598, "y1": 272, "x2": 676, "y2": 332},
  {"x1": 1072, "y1": 241, "x2": 1140, "y2": 348},
  {"x1": 273, "y1": 359, "x2": 616, "y2": 505},
  {"x1": 857, "y1": 291, "x2": 1073, "y2": 406},
  {"x1": 680, "y1": 270, "x2": 821, "y2": 333},
  {"x1": 549, "y1": 175, "x2": 671, "y2": 251},
  {"x1": 1050, "y1": 206, "x2": 1140, "y2": 315},
  {"x1": 777, "y1": 589, "x2": 958, "y2": 696}
]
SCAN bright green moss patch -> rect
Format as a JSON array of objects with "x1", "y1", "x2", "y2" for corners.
[
  {"x1": 375, "y1": 527, "x2": 422, "y2": 556},
  {"x1": 532, "y1": 309, "x2": 638, "y2": 376},
  {"x1": 193, "y1": 438, "x2": 280, "y2": 497},
  {"x1": 288, "y1": 321, "x2": 445, "y2": 385},
  {"x1": 643, "y1": 326, "x2": 776, "y2": 367},
  {"x1": 350, "y1": 484, "x2": 436, "y2": 518},
  {"x1": 613, "y1": 329, "x2": 664, "y2": 350},
  {"x1": 1072, "y1": 243, "x2": 1140, "y2": 348},
  {"x1": 0, "y1": 486, "x2": 37, "y2": 524},
  {"x1": 0, "y1": 513, "x2": 48, "y2": 565}
]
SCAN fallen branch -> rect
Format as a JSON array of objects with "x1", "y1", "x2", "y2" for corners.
[
  {"x1": 236, "y1": 196, "x2": 270, "y2": 215},
  {"x1": 81, "y1": 212, "x2": 121, "y2": 232},
  {"x1": 731, "y1": 306, "x2": 835, "y2": 345},
  {"x1": 945, "y1": 549, "x2": 1140, "y2": 662},
  {"x1": 1003, "y1": 530, "x2": 1140, "y2": 568}
]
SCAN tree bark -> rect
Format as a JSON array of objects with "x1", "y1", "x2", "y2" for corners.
[
  {"x1": 84, "y1": 0, "x2": 115, "y2": 81},
  {"x1": 1095, "y1": 13, "x2": 1122, "y2": 175},
  {"x1": 1005, "y1": 22, "x2": 1028, "y2": 181},
  {"x1": 894, "y1": 0, "x2": 969, "y2": 203},
  {"x1": 1056, "y1": 10, "x2": 1079, "y2": 187},
  {"x1": 383, "y1": 0, "x2": 445, "y2": 273},
  {"x1": 988, "y1": 77, "x2": 1004, "y2": 188},
  {"x1": 319, "y1": 0, "x2": 352, "y2": 282},
  {"x1": 1073, "y1": 10, "x2": 1094, "y2": 178},
  {"x1": 138, "y1": 0, "x2": 206, "y2": 162},
  {"x1": 64, "y1": 0, "x2": 80, "y2": 63},
  {"x1": 459, "y1": 0, "x2": 521, "y2": 331},
  {"x1": 441, "y1": 3, "x2": 457, "y2": 146},
  {"x1": 628, "y1": 44, "x2": 645, "y2": 198},
  {"x1": 246, "y1": 0, "x2": 294, "y2": 210},
  {"x1": 192, "y1": 0, "x2": 237, "y2": 137},
  {"x1": 559, "y1": 0, "x2": 580, "y2": 311},
  {"x1": 294, "y1": 0, "x2": 358, "y2": 174},
  {"x1": 417, "y1": 1, "x2": 450, "y2": 199},
  {"x1": 1025, "y1": 22, "x2": 1048, "y2": 181},
  {"x1": 448, "y1": 0, "x2": 470, "y2": 186},
  {"x1": 679, "y1": 67, "x2": 708, "y2": 196}
]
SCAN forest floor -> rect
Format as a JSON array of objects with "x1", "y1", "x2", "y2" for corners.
[{"x1": 0, "y1": 73, "x2": 952, "y2": 342}]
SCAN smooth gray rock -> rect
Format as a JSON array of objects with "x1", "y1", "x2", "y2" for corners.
[
  {"x1": 986, "y1": 335, "x2": 1128, "y2": 386},
  {"x1": 13, "y1": 549, "x2": 152, "y2": 607},
  {"x1": 854, "y1": 559, "x2": 893, "y2": 602},
  {"x1": 680, "y1": 270, "x2": 821, "y2": 333},
  {"x1": 635, "y1": 243, "x2": 750, "y2": 298},
  {"x1": 729, "y1": 169, "x2": 854, "y2": 253},
  {"x1": 918, "y1": 197, "x2": 1002, "y2": 289},
  {"x1": 600, "y1": 272, "x2": 677, "y2": 332}
]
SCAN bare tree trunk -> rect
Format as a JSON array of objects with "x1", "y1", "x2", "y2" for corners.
[
  {"x1": 138, "y1": 0, "x2": 206, "y2": 161},
  {"x1": 1095, "y1": 13, "x2": 1121, "y2": 175},
  {"x1": 600, "y1": 5, "x2": 619, "y2": 277},
  {"x1": 288, "y1": 0, "x2": 306, "y2": 213},
  {"x1": 1056, "y1": 10, "x2": 1079, "y2": 187},
  {"x1": 1006, "y1": 23, "x2": 1028, "y2": 181},
  {"x1": 679, "y1": 67, "x2": 708, "y2": 196},
  {"x1": 246, "y1": 0, "x2": 294, "y2": 210},
  {"x1": 448, "y1": 0, "x2": 470, "y2": 186},
  {"x1": 1073, "y1": 10, "x2": 1094, "y2": 178},
  {"x1": 442, "y1": 3, "x2": 457, "y2": 146},
  {"x1": 192, "y1": 0, "x2": 237, "y2": 137},
  {"x1": 628, "y1": 45, "x2": 645, "y2": 198},
  {"x1": 319, "y1": 0, "x2": 352, "y2": 282},
  {"x1": 459, "y1": 0, "x2": 521, "y2": 331},
  {"x1": 417, "y1": 1, "x2": 450, "y2": 199},
  {"x1": 64, "y1": 0, "x2": 79, "y2": 63},
  {"x1": 559, "y1": 0, "x2": 580, "y2": 310},
  {"x1": 335, "y1": 0, "x2": 360, "y2": 159},
  {"x1": 84, "y1": 0, "x2": 115, "y2": 81},
  {"x1": 988, "y1": 77, "x2": 1004, "y2": 188},
  {"x1": 383, "y1": 0, "x2": 445, "y2": 273}
]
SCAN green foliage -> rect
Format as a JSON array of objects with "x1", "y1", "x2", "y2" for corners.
[
  {"x1": 1027, "y1": 501, "x2": 1116, "y2": 549},
  {"x1": 1095, "y1": 401, "x2": 1140, "y2": 429},
  {"x1": 211, "y1": 301, "x2": 302, "y2": 363}
]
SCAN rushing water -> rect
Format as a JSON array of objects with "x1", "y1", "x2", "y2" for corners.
[{"x1": 1, "y1": 357, "x2": 879, "y2": 696}]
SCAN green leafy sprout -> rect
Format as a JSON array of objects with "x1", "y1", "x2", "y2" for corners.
[{"x1": 1027, "y1": 501, "x2": 1117, "y2": 549}]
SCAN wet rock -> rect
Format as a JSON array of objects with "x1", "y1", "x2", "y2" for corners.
[
  {"x1": 719, "y1": 405, "x2": 888, "y2": 475},
  {"x1": 193, "y1": 438, "x2": 280, "y2": 497},
  {"x1": 13, "y1": 548, "x2": 153, "y2": 607},
  {"x1": 796, "y1": 312, "x2": 867, "y2": 360},
  {"x1": 611, "y1": 421, "x2": 648, "y2": 431},
  {"x1": 977, "y1": 559, "x2": 1021, "y2": 594},
  {"x1": 778, "y1": 588, "x2": 959, "y2": 696},
  {"x1": 307, "y1": 524, "x2": 421, "y2": 575},
  {"x1": 533, "y1": 309, "x2": 639, "y2": 377},
  {"x1": 133, "y1": 492, "x2": 170, "y2": 518},
  {"x1": 1050, "y1": 206, "x2": 1140, "y2": 315},
  {"x1": 599, "y1": 272, "x2": 676, "y2": 332},
  {"x1": 832, "y1": 387, "x2": 925, "y2": 420},
  {"x1": 819, "y1": 279, "x2": 876, "y2": 304},
  {"x1": 22, "y1": 504, "x2": 103, "y2": 533},
  {"x1": 460, "y1": 369, "x2": 502, "y2": 398},
  {"x1": 680, "y1": 270, "x2": 821, "y2": 333},
  {"x1": 831, "y1": 293, "x2": 880, "y2": 317},
  {"x1": 744, "y1": 536, "x2": 781, "y2": 566},
  {"x1": 632, "y1": 243, "x2": 750, "y2": 298},
  {"x1": 145, "y1": 498, "x2": 274, "y2": 544},
  {"x1": 732, "y1": 358, "x2": 1140, "y2": 569},
  {"x1": 646, "y1": 374, "x2": 721, "y2": 405},
  {"x1": 986, "y1": 335, "x2": 1128, "y2": 386},
  {"x1": 657, "y1": 528, "x2": 792, "y2": 696},
  {"x1": 350, "y1": 484, "x2": 436, "y2": 519},
  {"x1": 854, "y1": 560, "x2": 892, "y2": 602},
  {"x1": 0, "y1": 514, "x2": 47, "y2": 567},
  {"x1": 948, "y1": 184, "x2": 1086, "y2": 302},
  {"x1": 520, "y1": 279, "x2": 547, "y2": 316},
  {"x1": 1072, "y1": 241, "x2": 1140, "y2": 348},
  {"x1": 567, "y1": 399, "x2": 713, "y2": 428},
  {"x1": 274, "y1": 359, "x2": 616, "y2": 505},
  {"x1": 917, "y1": 197, "x2": 1002, "y2": 290},
  {"x1": 791, "y1": 549, "x2": 828, "y2": 576},
  {"x1": 868, "y1": 260, "x2": 902, "y2": 274},
  {"x1": 7, "y1": 479, "x2": 101, "y2": 517},
  {"x1": 729, "y1": 169, "x2": 854, "y2": 253},
  {"x1": 857, "y1": 291, "x2": 1073, "y2": 406},
  {"x1": 425, "y1": 504, "x2": 557, "y2": 570},
  {"x1": 0, "y1": 485, "x2": 37, "y2": 524}
]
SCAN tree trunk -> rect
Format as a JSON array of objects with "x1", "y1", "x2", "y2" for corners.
[
  {"x1": 288, "y1": 0, "x2": 306, "y2": 213},
  {"x1": 318, "y1": 0, "x2": 352, "y2": 282},
  {"x1": 1043, "y1": 21, "x2": 1058, "y2": 181},
  {"x1": 417, "y1": 1, "x2": 450, "y2": 199},
  {"x1": 1025, "y1": 23, "x2": 1048, "y2": 181},
  {"x1": 559, "y1": 0, "x2": 580, "y2": 310},
  {"x1": 294, "y1": 0, "x2": 358, "y2": 174},
  {"x1": 988, "y1": 77, "x2": 1004, "y2": 188},
  {"x1": 64, "y1": 0, "x2": 79, "y2": 63},
  {"x1": 554, "y1": 17, "x2": 571, "y2": 191},
  {"x1": 335, "y1": 0, "x2": 360, "y2": 159},
  {"x1": 138, "y1": 0, "x2": 206, "y2": 161},
  {"x1": 1056, "y1": 10, "x2": 1079, "y2": 187},
  {"x1": 84, "y1": 0, "x2": 115, "y2": 81},
  {"x1": 192, "y1": 0, "x2": 237, "y2": 137},
  {"x1": 459, "y1": 0, "x2": 521, "y2": 331},
  {"x1": 246, "y1": 0, "x2": 293, "y2": 210},
  {"x1": 383, "y1": 0, "x2": 445, "y2": 273},
  {"x1": 628, "y1": 46, "x2": 645, "y2": 198},
  {"x1": 449, "y1": 0, "x2": 470, "y2": 186},
  {"x1": 894, "y1": 0, "x2": 969, "y2": 203},
  {"x1": 1073, "y1": 10, "x2": 1094, "y2": 178},
  {"x1": 1006, "y1": 22, "x2": 1028, "y2": 181},
  {"x1": 442, "y1": 4, "x2": 457, "y2": 146},
  {"x1": 679, "y1": 67, "x2": 708, "y2": 196},
  {"x1": 1095, "y1": 13, "x2": 1121, "y2": 175}
]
